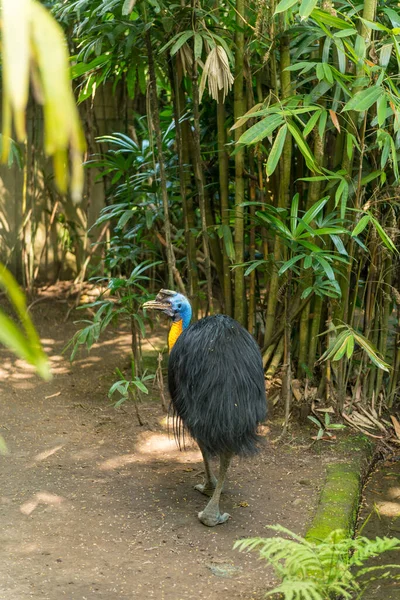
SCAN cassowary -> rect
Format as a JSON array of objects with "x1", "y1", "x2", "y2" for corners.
[{"x1": 143, "y1": 289, "x2": 267, "y2": 527}]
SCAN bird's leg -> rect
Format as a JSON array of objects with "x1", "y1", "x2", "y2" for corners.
[
  {"x1": 198, "y1": 453, "x2": 232, "y2": 527},
  {"x1": 194, "y1": 443, "x2": 217, "y2": 497}
]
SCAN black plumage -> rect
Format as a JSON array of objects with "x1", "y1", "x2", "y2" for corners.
[
  {"x1": 168, "y1": 314, "x2": 267, "y2": 456},
  {"x1": 143, "y1": 290, "x2": 267, "y2": 526}
]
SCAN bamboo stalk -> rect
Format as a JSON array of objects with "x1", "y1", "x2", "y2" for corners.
[
  {"x1": 173, "y1": 60, "x2": 199, "y2": 318},
  {"x1": 233, "y1": 0, "x2": 246, "y2": 325},
  {"x1": 266, "y1": 337, "x2": 284, "y2": 379},
  {"x1": 264, "y1": 26, "x2": 291, "y2": 346},
  {"x1": 145, "y1": 30, "x2": 176, "y2": 291},
  {"x1": 217, "y1": 94, "x2": 233, "y2": 316},
  {"x1": 191, "y1": 5, "x2": 213, "y2": 314},
  {"x1": 248, "y1": 149, "x2": 257, "y2": 334},
  {"x1": 375, "y1": 256, "x2": 393, "y2": 395}
]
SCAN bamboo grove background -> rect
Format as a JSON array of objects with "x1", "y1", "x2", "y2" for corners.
[{"x1": 2, "y1": 0, "x2": 400, "y2": 418}]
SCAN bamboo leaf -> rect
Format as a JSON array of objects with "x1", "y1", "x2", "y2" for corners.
[
  {"x1": 333, "y1": 338, "x2": 349, "y2": 361},
  {"x1": 170, "y1": 31, "x2": 194, "y2": 56},
  {"x1": 353, "y1": 334, "x2": 391, "y2": 371},
  {"x1": 275, "y1": 0, "x2": 298, "y2": 15},
  {"x1": 244, "y1": 260, "x2": 267, "y2": 276},
  {"x1": 311, "y1": 8, "x2": 355, "y2": 30},
  {"x1": 256, "y1": 211, "x2": 292, "y2": 238},
  {"x1": 304, "y1": 255, "x2": 312, "y2": 269},
  {"x1": 299, "y1": 0, "x2": 318, "y2": 19},
  {"x1": 266, "y1": 125, "x2": 287, "y2": 176},
  {"x1": 361, "y1": 171, "x2": 382, "y2": 185},
  {"x1": 285, "y1": 62, "x2": 314, "y2": 71},
  {"x1": 322, "y1": 62, "x2": 333, "y2": 84},
  {"x1": 313, "y1": 255, "x2": 335, "y2": 280},
  {"x1": 230, "y1": 102, "x2": 264, "y2": 131},
  {"x1": 287, "y1": 120, "x2": 320, "y2": 173},
  {"x1": 122, "y1": 0, "x2": 137, "y2": 15},
  {"x1": 346, "y1": 335, "x2": 355, "y2": 359},
  {"x1": 377, "y1": 94, "x2": 388, "y2": 127},
  {"x1": 238, "y1": 114, "x2": 283, "y2": 145},
  {"x1": 133, "y1": 380, "x2": 149, "y2": 394},
  {"x1": 380, "y1": 44, "x2": 393, "y2": 68},
  {"x1": 316, "y1": 63, "x2": 324, "y2": 81},
  {"x1": 318, "y1": 110, "x2": 327, "y2": 140},
  {"x1": 343, "y1": 87, "x2": 384, "y2": 112},
  {"x1": 383, "y1": 8, "x2": 400, "y2": 28},
  {"x1": 330, "y1": 234, "x2": 348, "y2": 255},
  {"x1": 368, "y1": 212, "x2": 398, "y2": 253},
  {"x1": 303, "y1": 111, "x2": 321, "y2": 138},
  {"x1": 346, "y1": 132, "x2": 354, "y2": 160},
  {"x1": 220, "y1": 224, "x2": 235, "y2": 262},
  {"x1": 194, "y1": 33, "x2": 203, "y2": 61},
  {"x1": 290, "y1": 193, "x2": 300, "y2": 231},
  {"x1": 295, "y1": 197, "x2": 329, "y2": 237},
  {"x1": 352, "y1": 214, "x2": 370, "y2": 237},
  {"x1": 2, "y1": 0, "x2": 85, "y2": 200},
  {"x1": 0, "y1": 263, "x2": 50, "y2": 379},
  {"x1": 360, "y1": 18, "x2": 389, "y2": 33},
  {"x1": 329, "y1": 109, "x2": 341, "y2": 133},
  {"x1": 278, "y1": 254, "x2": 306, "y2": 275},
  {"x1": 333, "y1": 29, "x2": 357, "y2": 38}
]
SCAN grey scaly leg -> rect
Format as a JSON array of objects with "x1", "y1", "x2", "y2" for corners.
[
  {"x1": 198, "y1": 453, "x2": 232, "y2": 527},
  {"x1": 195, "y1": 443, "x2": 217, "y2": 497}
]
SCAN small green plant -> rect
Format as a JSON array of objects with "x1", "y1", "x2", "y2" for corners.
[
  {"x1": 308, "y1": 413, "x2": 346, "y2": 441},
  {"x1": 318, "y1": 323, "x2": 391, "y2": 372},
  {"x1": 234, "y1": 525, "x2": 400, "y2": 600},
  {"x1": 108, "y1": 359, "x2": 154, "y2": 426},
  {"x1": 65, "y1": 261, "x2": 158, "y2": 362}
]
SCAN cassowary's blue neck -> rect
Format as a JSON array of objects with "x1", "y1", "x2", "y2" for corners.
[{"x1": 169, "y1": 302, "x2": 191, "y2": 351}]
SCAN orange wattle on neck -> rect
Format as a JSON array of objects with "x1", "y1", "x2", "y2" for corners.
[{"x1": 168, "y1": 320, "x2": 183, "y2": 351}]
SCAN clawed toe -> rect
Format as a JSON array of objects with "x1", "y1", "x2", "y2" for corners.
[
  {"x1": 194, "y1": 483, "x2": 215, "y2": 497},
  {"x1": 198, "y1": 510, "x2": 230, "y2": 527}
]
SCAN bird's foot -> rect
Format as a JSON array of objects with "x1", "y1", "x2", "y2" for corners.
[
  {"x1": 194, "y1": 479, "x2": 217, "y2": 497},
  {"x1": 198, "y1": 509, "x2": 230, "y2": 527}
]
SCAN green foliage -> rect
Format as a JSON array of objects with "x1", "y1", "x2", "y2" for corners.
[
  {"x1": 49, "y1": 0, "x2": 400, "y2": 411},
  {"x1": 65, "y1": 261, "x2": 158, "y2": 360},
  {"x1": 308, "y1": 413, "x2": 346, "y2": 440},
  {"x1": 0, "y1": 263, "x2": 50, "y2": 380},
  {"x1": 319, "y1": 324, "x2": 391, "y2": 372},
  {"x1": 251, "y1": 196, "x2": 348, "y2": 299},
  {"x1": 109, "y1": 360, "x2": 154, "y2": 408},
  {"x1": 234, "y1": 525, "x2": 400, "y2": 600}
]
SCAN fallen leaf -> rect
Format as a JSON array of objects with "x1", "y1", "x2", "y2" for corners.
[
  {"x1": 329, "y1": 109, "x2": 340, "y2": 133},
  {"x1": 390, "y1": 416, "x2": 400, "y2": 440}
]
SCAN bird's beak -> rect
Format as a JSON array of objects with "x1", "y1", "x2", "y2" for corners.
[{"x1": 142, "y1": 299, "x2": 174, "y2": 317}]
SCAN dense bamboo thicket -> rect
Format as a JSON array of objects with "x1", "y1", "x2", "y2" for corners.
[{"x1": 48, "y1": 0, "x2": 400, "y2": 416}]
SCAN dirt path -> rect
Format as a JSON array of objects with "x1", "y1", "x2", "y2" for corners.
[{"x1": 1, "y1": 298, "x2": 326, "y2": 599}]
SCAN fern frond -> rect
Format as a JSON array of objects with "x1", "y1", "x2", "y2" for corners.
[
  {"x1": 265, "y1": 580, "x2": 324, "y2": 600},
  {"x1": 266, "y1": 524, "x2": 313, "y2": 545},
  {"x1": 356, "y1": 563, "x2": 400, "y2": 578},
  {"x1": 234, "y1": 525, "x2": 400, "y2": 600},
  {"x1": 351, "y1": 536, "x2": 400, "y2": 564}
]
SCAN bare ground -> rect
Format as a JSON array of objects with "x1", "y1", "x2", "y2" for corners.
[{"x1": 0, "y1": 294, "x2": 332, "y2": 600}]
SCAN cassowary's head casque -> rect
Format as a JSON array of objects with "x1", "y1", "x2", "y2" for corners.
[{"x1": 143, "y1": 289, "x2": 192, "y2": 327}]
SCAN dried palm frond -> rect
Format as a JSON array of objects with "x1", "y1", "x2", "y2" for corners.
[
  {"x1": 199, "y1": 45, "x2": 234, "y2": 104},
  {"x1": 178, "y1": 43, "x2": 193, "y2": 76}
]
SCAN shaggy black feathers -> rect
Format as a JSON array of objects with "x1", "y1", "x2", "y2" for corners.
[{"x1": 168, "y1": 314, "x2": 267, "y2": 456}]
